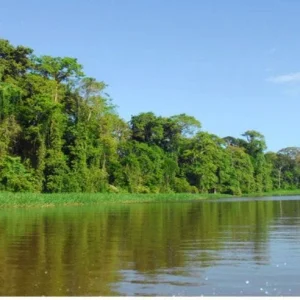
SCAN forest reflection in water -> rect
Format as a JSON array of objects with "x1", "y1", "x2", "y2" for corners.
[{"x1": 0, "y1": 197, "x2": 300, "y2": 296}]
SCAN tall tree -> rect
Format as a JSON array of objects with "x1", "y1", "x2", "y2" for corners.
[
  {"x1": 0, "y1": 39, "x2": 33, "y2": 83},
  {"x1": 34, "y1": 56, "x2": 84, "y2": 102}
]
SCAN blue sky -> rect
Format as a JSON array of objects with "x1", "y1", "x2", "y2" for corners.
[{"x1": 1, "y1": 0, "x2": 300, "y2": 151}]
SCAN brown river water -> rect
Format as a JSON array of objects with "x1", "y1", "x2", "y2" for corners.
[{"x1": 0, "y1": 195, "x2": 300, "y2": 296}]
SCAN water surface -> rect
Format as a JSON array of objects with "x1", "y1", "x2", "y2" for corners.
[{"x1": 0, "y1": 196, "x2": 300, "y2": 296}]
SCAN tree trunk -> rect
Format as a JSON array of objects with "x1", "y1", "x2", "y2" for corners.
[
  {"x1": 278, "y1": 167, "x2": 282, "y2": 189},
  {"x1": 54, "y1": 84, "x2": 58, "y2": 103}
]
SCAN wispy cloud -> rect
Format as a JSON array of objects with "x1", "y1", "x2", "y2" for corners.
[{"x1": 267, "y1": 72, "x2": 300, "y2": 84}]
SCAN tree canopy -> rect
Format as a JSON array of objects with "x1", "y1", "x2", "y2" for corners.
[{"x1": 0, "y1": 39, "x2": 299, "y2": 194}]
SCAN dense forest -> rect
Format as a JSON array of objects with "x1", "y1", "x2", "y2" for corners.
[{"x1": 1, "y1": 39, "x2": 300, "y2": 194}]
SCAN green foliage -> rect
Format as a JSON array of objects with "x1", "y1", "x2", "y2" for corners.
[
  {"x1": 0, "y1": 156, "x2": 34, "y2": 192},
  {"x1": 266, "y1": 148, "x2": 300, "y2": 190},
  {"x1": 0, "y1": 39, "x2": 33, "y2": 82},
  {"x1": 0, "y1": 39, "x2": 297, "y2": 195},
  {"x1": 180, "y1": 132, "x2": 223, "y2": 193},
  {"x1": 173, "y1": 177, "x2": 197, "y2": 193},
  {"x1": 34, "y1": 56, "x2": 84, "y2": 82},
  {"x1": 227, "y1": 146, "x2": 255, "y2": 194}
]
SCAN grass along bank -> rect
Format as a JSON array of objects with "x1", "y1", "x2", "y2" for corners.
[
  {"x1": 244, "y1": 189, "x2": 300, "y2": 197},
  {"x1": 0, "y1": 192, "x2": 232, "y2": 208},
  {"x1": 0, "y1": 190, "x2": 300, "y2": 209}
]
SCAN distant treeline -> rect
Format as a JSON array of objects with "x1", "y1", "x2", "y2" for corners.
[{"x1": 1, "y1": 39, "x2": 299, "y2": 194}]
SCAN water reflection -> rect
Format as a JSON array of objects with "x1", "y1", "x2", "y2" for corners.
[{"x1": 0, "y1": 198, "x2": 299, "y2": 295}]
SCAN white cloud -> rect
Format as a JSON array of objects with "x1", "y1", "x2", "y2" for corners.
[{"x1": 267, "y1": 72, "x2": 300, "y2": 84}]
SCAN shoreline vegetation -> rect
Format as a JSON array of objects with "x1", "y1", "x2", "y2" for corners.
[
  {"x1": 1, "y1": 190, "x2": 300, "y2": 209},
  {"x1": 1, "y1": 39, "x2": 300, "y2": 199}
]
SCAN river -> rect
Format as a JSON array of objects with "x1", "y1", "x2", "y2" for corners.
[{"x1": 0, "y1": 196, "x2": 300, "y2": 296}]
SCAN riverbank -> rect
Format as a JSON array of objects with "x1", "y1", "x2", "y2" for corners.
[
  {"x1": 245, "y1": 189, "x2": 300, "y2": 197},
  {"x1": 0, "y1": 192, "x2": 232, "y2": 208},
  {"x1": 0, "y1": 190, "x2": 300, "y2": 208}
]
